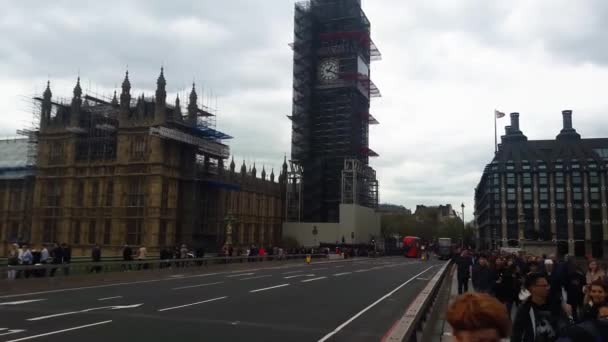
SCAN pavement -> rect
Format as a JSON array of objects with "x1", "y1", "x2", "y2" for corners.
[{"x1": 0, "y1": 257, "x2": 446, "y2": 342}]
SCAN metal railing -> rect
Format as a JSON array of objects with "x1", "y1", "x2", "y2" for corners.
[
  {"x1": 0, "y1": 254, "x2": 330, "y2": 281},
  {"x1": 385, "y1": 261, "x2": 453, "y2": 342}
]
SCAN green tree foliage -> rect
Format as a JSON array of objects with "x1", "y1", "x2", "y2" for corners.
[{"x1": 381, "y1": 212, "x2": 475, "y2": 244}]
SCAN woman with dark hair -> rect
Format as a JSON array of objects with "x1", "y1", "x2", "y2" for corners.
[
  {"x1": 447, "y1": 292, "x2": 511, "y2": 342},
  {"x1": 580, "y1": 279, "x2": 608, "y2": 322}
]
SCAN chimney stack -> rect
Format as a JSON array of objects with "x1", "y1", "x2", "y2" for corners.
[
  {"x1": 510, "y1": 112, "x2": 520, "y2": 132},
  {"x1": 556, "y1": 109, "x2": 580, "y2": 140},
  {"x1": 562, "y1": 110, "x2": 573, "y2": 130}
]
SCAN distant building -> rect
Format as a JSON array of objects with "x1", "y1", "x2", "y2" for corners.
[
  {"x1": 475, "y1": 111, "x2": 608, "y2": 258},
  {"x1": 414, "y1": 204, "x2": 458, "y2": 222},
  {"x1": 0, "y1": 71, "x2": 286, "y2": 257},
  {"x1": 377, "y1": 203, "x2": 411, "y2": 215}
]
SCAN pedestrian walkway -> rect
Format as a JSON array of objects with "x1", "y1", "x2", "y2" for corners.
[{"x1": 428, "y1": 266, "x2": 474, "y2": 342}]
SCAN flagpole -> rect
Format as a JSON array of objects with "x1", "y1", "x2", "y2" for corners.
[{"x1": 494, "y1": 110, "x2": 498, "y2": 153}]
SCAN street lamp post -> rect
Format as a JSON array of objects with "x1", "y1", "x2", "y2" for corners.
[
  {"x1": 312, "y1": 225, "x2": 318, "y2": 247},
  {"x1": 461, "y1": 203, "x2": 465, "y2": 249}
]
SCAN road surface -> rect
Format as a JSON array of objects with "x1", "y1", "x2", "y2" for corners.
[{"x1": 0, "y1": 257, "x2": 446, "y2": 342}]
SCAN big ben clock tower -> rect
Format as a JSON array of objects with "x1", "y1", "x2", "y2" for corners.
[{"x1": 289, "y1": 0, "x2": 381, "y2": 223}]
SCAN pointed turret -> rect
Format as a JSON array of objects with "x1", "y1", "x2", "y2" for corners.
[
  {"x1": 111, "y1": 90, "x2": 119, "y2": 107},
  {"x1": 119, "y1": 70, "x2": 131, "y2": 125},
  {"x1": 173, "y1": 94, "x2": 182, "y2": 121},
  {"x1": 252, "y1": 163, "x2": 257, "y2": 178},
  {"x1": 261, "y1": 165, "x2": 266, "y2": 180},
  {"x1": 40, "y1": 81, "x2": 52, "y2": 130},
  {"x1": 230, "y1": 156, "x2": 236, "y2": 173},
  {"x1": 154, "y1": 67, "x2": 167, "y2": 124},
  {"x1": 70, "y1": 77, "x2": 83, "y2": 127},
  {"x1": 270, "y1": 168, "x2": 275, "y2": 183},
  {"x1": 241, "y1": 160, "x2": 247, "y2": 175},
  {"x1": 187, "y1": 83, "x2": 198, "y2": 125}
]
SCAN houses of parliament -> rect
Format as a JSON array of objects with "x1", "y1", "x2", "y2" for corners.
[{"x1": 0, "y1": 69, "x2": 286, "y2": 257}]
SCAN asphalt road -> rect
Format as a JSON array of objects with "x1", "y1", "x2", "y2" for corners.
[{"x1": 0, "y1": 257, "x2": 446, "y2": 342}]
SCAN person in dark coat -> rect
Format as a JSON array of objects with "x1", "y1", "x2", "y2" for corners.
[
  {"x1": 122, "y1": 245, "x2": 133, "y2": 271},
  {"x1": 90, "y1": 244, "x2": 102, "y2": 273},
  {"x1": 61, "y1": 243, "x2": 71, "y2": 275},
  {"x1": 49, "y1": 243, "x2": 63, "y2": 277},
  {"x1": 494, "y1": 257, "x2": 517, "y2": 315},
  {"x1": 511, "y1": 273, "x2": 570, "y2": 342},
  {"x1": 563, "y1": 258, "x2": 586, "y2": 322},
  {"x1": 456, "y1": 250, "x2": 473, "y2": 294},
  {"x1": 557, "y1": 302, "x2": 608, "y2": 342},
  {"x1": 473, "y1": 256, "x2": 495, "y2": 294}
]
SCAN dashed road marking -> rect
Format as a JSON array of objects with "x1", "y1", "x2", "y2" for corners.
[
  {"x1": 5, "y1": 321, "x2": 112, "y2": 342},
  {"x1": 301, "y1": 276, "x2": 327, "y2": 283},
  {"x1": 158, "y1": 297, "x2": 227, "y2": 312},
  {"x1": 333, "y1": 272, "x2": 352, "y2": 277},
  {"x1": 250, "y1": 284, "x2": 290, "y2": 293},
  {"x1": 0, "y1": 299, "x2": 46, "y2": 306},
  {"x1": 98, "y1": 296, "x2": 122, "y2": 301},
  {"x1": 240, "y1": 275, "x2": 272, "y2": 281},
  {"x1": 283, "y1": 270, "x2": 304, "y2": 275},
  {"x1": 226, "y1": 273, "x2": 255, "y2": 278},
  {"x1": 172, "y1": 281, "x2": 224, "y2": 290},
  {"x1": 284, "y1": 274, "x2": 315, "y2": 279}
]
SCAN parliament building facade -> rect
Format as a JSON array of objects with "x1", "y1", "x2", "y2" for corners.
[{"x1": 0, "y1": 70, "x2": 286, "y2": 257}]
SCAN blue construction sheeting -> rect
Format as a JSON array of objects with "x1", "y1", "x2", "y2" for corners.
[
  {"x1": 0, "y1": 168, "x2": 35, "y2": 180},
  {"x1": 201, "y1": 179, "x2": 240, "y2": 191},
  {"x1": 194, "y1": 125, "x2": 233, "y2": 140}
]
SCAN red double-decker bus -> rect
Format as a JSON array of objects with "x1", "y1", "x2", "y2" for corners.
[{"x1": 403, "y1": 236, "x2": 420, "y2": 258}]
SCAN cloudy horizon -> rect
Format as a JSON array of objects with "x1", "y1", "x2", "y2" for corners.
[{"x1": 1, "y1": 0, "x2": 607, "y2": 220}]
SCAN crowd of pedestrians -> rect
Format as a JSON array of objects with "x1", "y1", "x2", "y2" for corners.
[
  {"x1": 6, "y1": 242, "x2": 72, "y2": 279},
  {"x1": 450, "y1": 249, "x2": 608, "y2": 341}
]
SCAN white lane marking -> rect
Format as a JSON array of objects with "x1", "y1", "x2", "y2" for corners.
[
  {"x1": 282, "y1": 270, "x2": 304, "y2": 275},
  {"x1": 334, "y1": 265, "x2": 345, "y2": 268},
  {"x1": 27, "y1": 304, "x2": 144, "y2": 321},
  {"x1": 169, "y1": 275, "x2": 185, "y2": 278},
  {"x1": 249, "y1": 284, "x2": 290, "y2": 293},
  {"x1": 301, "y1": 276, "x2": 327, "y2": 283},
  {"x1": 0, "y1": 330, "x2": 25, "y2": 337},
  {"x1": 239, "y1": 275, "x2": 272, "y2": 281},
  {"x1": 98, "y1": 296, "x2": 122, "y2": 301},
  {"x1": 333, "y1": 272, "x2": 352, "y2": 277},
  {"x1": 226, "y1": 273, "x2": 255, "y2": 278},
  {"x1": 354, "y1": 269, "x2": 371, "y2": 273},
  {"x1": 0, "y1": 272, "x2": 219, "y2": 300},
  {"x1": 283, "y1": 274, "x2": 315, "y2": 279},
  {"x1": 311, "y1": 267, "x2": 327, "y2": 271},
  {"x1": 417, "y1": 277, "x2": 430, "y2": 281},
  {"x1": 0, "y1": 299, "x2": 46, "y2": 306},
  {"x1": 317, "y1": 266, "x2": 436, "y2": 342},
  {"x1": 157, "y1": 296, "x2": 227, "y2": 312},
  {"x1": 6, "y1": 320, "x2": 112, "y2": 342},
  {"x1": 172, "y1": 281, "x2": 224, "y2": 290}
]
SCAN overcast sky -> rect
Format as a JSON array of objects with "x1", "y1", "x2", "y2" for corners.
[{"x1": 1, "y1": 0, "x2": 608, "y2": 220}]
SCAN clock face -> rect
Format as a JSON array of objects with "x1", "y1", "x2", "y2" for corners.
[{"x1": 318, "y1": 58, "x2": 339, "y2": 82}]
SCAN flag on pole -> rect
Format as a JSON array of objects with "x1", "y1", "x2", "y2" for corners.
[{"x1": 495, "y1": 110, "x2": 506, "y2": 118}]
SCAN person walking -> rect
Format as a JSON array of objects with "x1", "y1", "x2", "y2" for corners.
[
  {"x1": 122, "y1": 245, "x2": 133, "y2": 271},
  {"x1": 585, "y1": 259, "x2": 605, "y2": 292},
  {"x1": 580, "y1": 280, "x2": 607, "y2": 322},
  {"x1": 137, "y1": 245, "x2": 148, "y2": 270},
  {"x1": 90, "y1": 244, "x2": 102, "y2": 273},
  {"x1": 61, "y1": 243, "x2": 71, "y2": 276},
  {"x1": 49, "y1": 243, "x2": 63, "y2": 277},
  {"x1": 20, "y1": 244, "x2": 33, "y2": 278},
  {"x1": 6, "y1": 243, "x2": 19, "y2": 280},
  {"x1": 495, "y1": 257, "x2": 517, "y2": 316},
  {"x1": 456, "y1": 250, "x2": 473, "y2": 294},
  {"x1": 511, "y1": 273, "x2": 570, "y2": 342},
  {"x1": 473, "y1": 256, "x2": 495, "y2": 293}
]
